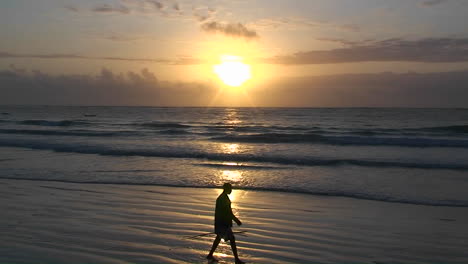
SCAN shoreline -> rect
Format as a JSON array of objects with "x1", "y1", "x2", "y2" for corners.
[
  {"x1": 1, "y1": 176, "x2": 467, "y2": 208},
  {"x1": 2, "y1": 178, "x2": 468, "y2": 263}
]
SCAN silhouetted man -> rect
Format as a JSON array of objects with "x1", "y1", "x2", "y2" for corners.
[{"x1": 207, "y1": 183, "x2": 244, "y2": 264}]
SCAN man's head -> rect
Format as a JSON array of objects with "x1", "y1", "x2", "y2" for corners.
[{"x1": 223, "y1": 183, "x2": 232, "y2": 194}]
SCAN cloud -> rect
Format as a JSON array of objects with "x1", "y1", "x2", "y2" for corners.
[
  {"x1": 265, "y1": 38, "x2": 468, "y2": 64},
  {"x1": 249, "y1": 17, "x2": 315, "y2": 30},
  {"x1": 171, "y1": 57, "x2": 204, "y2": 65},
  {"x1": 92, "y1": 4, "x2": 131, "y2": 14},
  {"x1": 4, "y1": 37, "x2": 468, "y2": 65},
  {"x1": 1, "y1": 67, "x2": 468, "y2": 107},
  {"x1": 0, "y1": 67, "x2": 216, "y2": 106},
  {"x1": 79, "y1": 0, "x2": 172, "y2": 15},
  {"x1": 193, "y1": 6, "x2": 216, "y2": 22},
  {"x1": 0, "y1": 51, "x2": 207, "y2": 65},
  {"x1": 315, "y1": 38, "x2": 375, "y2": 46},
  {"x1": 100, "y1": 34, "x2": 145, "y2": 42},
  {"x1": 146, "y1": 0, "x2": 164, "y2": 10},
  {"x1": 90, "y1": 31, "x2": 164, "y2": 42},
  {"x1": 249, "y1": 17, "x2": 360, "y2": 32},
  {"x1": 64, "y1": 5, "x2": 79, "y2": 12},
  {"x1": 0, "y1": 51, "x2": 85, "y2": 60},
  {"x1": 67, "y1": 1, "x2": 257, "y2": 41},
  {"x1": 251, "y1": 71, "x2": 468, "y2": 107},
  {"x1": 338, "y1": 24, "x2": 360, "y2": 32},
  {"x1": 420, "y1": 0, "x2": 449, "y2": 7},
  {"x1": 200, "y1": 21, "x2": 258, "y2": 39}
]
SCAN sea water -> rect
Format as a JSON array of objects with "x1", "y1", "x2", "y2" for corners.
[{"x1": 1, "y1": 106, "x2": 468, "y2": 206}]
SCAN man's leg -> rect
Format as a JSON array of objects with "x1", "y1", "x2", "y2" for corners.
[
  {"x1": 207, "y1": 235, "x2": 221, "y2": 260},
  {"x1": 229, "y1": 234, "x2": 244, "y2": 264}
]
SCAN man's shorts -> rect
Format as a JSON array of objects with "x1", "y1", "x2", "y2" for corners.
[{"x1": 215, "y1": 223, "x2": 233, "y2": 241}]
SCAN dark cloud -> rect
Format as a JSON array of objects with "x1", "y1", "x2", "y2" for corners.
[
  {"x1": 92, "y1": 4, "x2": 131, "y2": 14},
  {"x1": 420, "y1": 0, "x2": 449, "y2": 6},
  {"x1": 1, "y1": 68, "x2": 467, "y2": 107},
  {"x1": 200, "y1": 21, "x2": 258, "y2": 39},
  {"x1": 265, "y1": 38, "x2": 468, "y2": 64},
  {"x1": 0, "y1": 68, "x2": 216, "y2": 106},
  {"x1": 252, "y1": 71, "x2": 468, "y2": 108}
]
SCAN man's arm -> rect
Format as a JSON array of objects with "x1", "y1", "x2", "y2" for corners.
[
  {"x1": 230, "y1": 204, "x2": 242, "y2": 226},
  {"x1": 233, "y1": 214, "x2": 242, "y2": 226}
]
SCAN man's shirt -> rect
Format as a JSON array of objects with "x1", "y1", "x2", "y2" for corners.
[{"x1": 215, "y1": 193, "x2": 232, "y2": 227}]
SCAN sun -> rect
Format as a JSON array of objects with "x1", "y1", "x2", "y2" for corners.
[{"x1": 213, "y1": 55, "x2": 251, "y2": 87}]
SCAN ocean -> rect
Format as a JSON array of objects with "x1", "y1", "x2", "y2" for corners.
[{"x1": 1, "y1": 106, "x2": 468, "y2": 207}]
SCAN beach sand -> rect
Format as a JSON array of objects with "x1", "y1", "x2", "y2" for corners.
[{"x1": 1, "y1": 178, "x2": 467, "y2": 264}]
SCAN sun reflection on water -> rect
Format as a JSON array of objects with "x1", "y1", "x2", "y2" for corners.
[
  {"x1": 224, "y1": 108, "x2": 242, "y2": 125},
  {"x1": 215, "y1": 109, "x2": 247, "y2": 205},
  {"x1": 222, "y1": 143, "x2": 240, "y2": 154},
  {"x1": 221, "y1": 170, "x2": 243, "y2": 182},
  {"x1": 215, "y1": 167, "x2": 243, "y2": 203},
  {"x1": 223, "y1": 162, "x2": 239, "y2": 166}
]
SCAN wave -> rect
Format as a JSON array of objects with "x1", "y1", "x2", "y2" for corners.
[
  {"x1": 19, "y1": 119, "x2": 89, "y2": 127},
  {"x1": 354, "y1": 125, "x2": 468, "y2": 135},
  {"x1": 1, "y1": 176, "x2": 467, "y2": 207},
  {"x1": 137, "y1": 123, "x2": 468, "y2": 135},
  {"x1": 205, "y1": 124, "x2": 312, "y2": 133},
  {"x1": 138, "y1": 121, "x2": 190, "y2": 129},
  {"x1": 211, "y1": 133, "x2": 468, "y2": 148},
  {"x1": 212, "y1": 133, "x2": 321, "y2": 143},
  {"x1": 1, "y1": 138, "x2": 468, "y2": 171},
  {"x1": 193, "y1": 163, "x2": 293, "y2": 170},
  {"x1": 91, "y1": 169, "x2": 162, "y2": 173},
  {"x1": 0, "y1": 129, "x2": 124, "y2": 137},
  {"x1": 0, "y1": 128, "x2": 193, "y2": 137},
  {"x1": 330, "y1": 125, "x2": 468, "y2": 137},
  {"x1": 422, "y1": 125, "x2": 468, "y2": 134},
  {"x1": 10, "y1": 118, "x2": 468, "y2": 138},
  {"x1": 157, "y1": 129, "x2": 190, "y2": 135}
]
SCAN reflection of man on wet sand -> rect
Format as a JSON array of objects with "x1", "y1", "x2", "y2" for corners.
[{"x1": 207, "y1": 183, "x2": 244, "y2": 264}]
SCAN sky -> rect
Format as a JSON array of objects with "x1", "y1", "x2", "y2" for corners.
[{"x1": 1, "y1": 0, "x2": 468, "y2": 107}]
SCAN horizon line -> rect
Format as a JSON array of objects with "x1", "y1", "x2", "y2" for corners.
[{"x1": 1, "y1": 104, "x2": 467, "y2": 110}]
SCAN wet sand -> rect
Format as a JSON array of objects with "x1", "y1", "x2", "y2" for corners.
[{"x1": 1, "y1": 178, "x2": 467, "y2": 264}]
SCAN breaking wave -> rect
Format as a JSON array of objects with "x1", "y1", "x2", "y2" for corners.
[
  {"x1": 211, "y1": 133, "x2": 468, "y2": 148},
  {"x1": 1, "y1": 138, "x2": 467, "y2": 170}
]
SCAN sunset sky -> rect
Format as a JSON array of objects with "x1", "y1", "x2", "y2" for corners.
[{"x1": 2, "y1": 0, "x2": 468, "y2": 107}]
